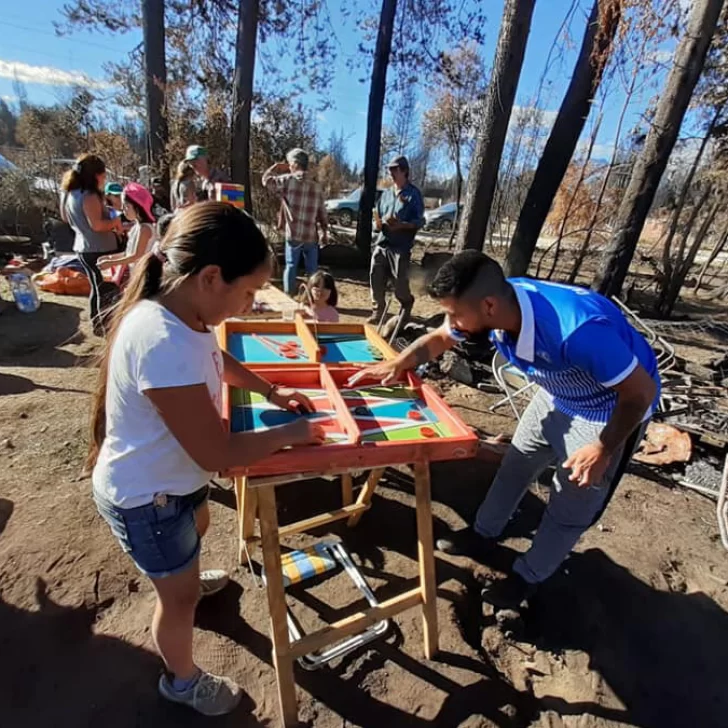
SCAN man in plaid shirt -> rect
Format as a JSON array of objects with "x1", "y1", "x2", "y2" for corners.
[{"x1": 263, "y1": 148, "x2": 328, "y2": 294}]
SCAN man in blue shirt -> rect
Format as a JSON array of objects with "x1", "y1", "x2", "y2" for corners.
[
  {"x1": 356, "y1": 250, "x2": 659, "y2": 612},
  {"x1": 368, "y1": 156, "x2": 425, "y2": 326}
]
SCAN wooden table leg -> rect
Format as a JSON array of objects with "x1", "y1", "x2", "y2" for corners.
[
  {"x1": 257, "y1": 485, "x2": 298, "y2": 727},
  {"x1": 341, "y1": 473, "x2": 353, "y2": 507},
  {"x1": 235, "y1": 476, "x2": 257, "y2": 565},
  {"x1": 347, "y1": 468, "x2": 385, "y2": 527},
  {"x1": 414, "y1": 461, "x2": 439, "y2": 659}
]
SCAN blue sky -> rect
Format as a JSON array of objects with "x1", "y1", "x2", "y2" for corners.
[{"x1": 0, "y1": 0, "x2": 685, "y2": 172}]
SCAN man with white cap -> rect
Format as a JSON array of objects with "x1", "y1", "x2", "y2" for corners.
[
  {"x1": 184, "y1": 145, "x2": 228, "y2": 201},
  {"x1": 263, "y1": 148, "x2": 328, "y2": 294}
]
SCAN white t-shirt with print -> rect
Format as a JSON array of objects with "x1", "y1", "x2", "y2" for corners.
[{"x1": 93, "y1": 300, "x2": 223, "y2": 508}]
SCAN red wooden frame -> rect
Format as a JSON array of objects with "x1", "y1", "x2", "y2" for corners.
[{"x1": 222, "y1": 365, "x2": 477, "y2": 478}]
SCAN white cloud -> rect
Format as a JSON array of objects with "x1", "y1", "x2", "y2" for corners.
[
  {"x1": 0, "y1": 60, "x2": 110, "y2": 89},
  {"x1": 647, "y1": 49, "x2": 673, "y2": 65},
  {"x1": 507, "y1": 105, "x2": 559, "y2": 135},
  {"x1": 1, "y1": 94, "x2": 16, "y2": 103},
  {"x1": 316, "y1": 112, "x2": 328, "y2": 124}
]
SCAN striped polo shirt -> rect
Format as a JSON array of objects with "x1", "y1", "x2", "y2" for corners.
[{"x1": 446, "y1": 279, "x2": 660, "y2": 423}]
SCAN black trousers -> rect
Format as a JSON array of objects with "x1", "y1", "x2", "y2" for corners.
[{"x1": 77, "y1": 252, "x2": 118, "y2": 335}]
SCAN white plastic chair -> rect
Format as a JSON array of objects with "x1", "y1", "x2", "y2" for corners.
[{"x1": 489, "y1": 350, "x2": 536, "y2": 420}]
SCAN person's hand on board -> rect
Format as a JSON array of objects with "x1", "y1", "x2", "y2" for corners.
[
  {"x1": 345, "y1": 359, "x2": 407, "y2": 388},
  {"x1": 269, "y1": 387, "x2": 315, "y2": 413},
  {"x1": 283, "y1": 419, "x2": 326, "y2": 446}
]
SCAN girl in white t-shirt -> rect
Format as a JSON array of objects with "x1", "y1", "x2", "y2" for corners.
[{"x1": 90, "y1": 202, "x2": 324, "y2": 717}]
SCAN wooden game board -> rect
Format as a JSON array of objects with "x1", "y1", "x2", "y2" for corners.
[
  {"x1": 219, "y1": 316, "x2": 396, "y2": 365},
  {"x1": 223, "y1": 365, "x2": 477, "y2": 478}
]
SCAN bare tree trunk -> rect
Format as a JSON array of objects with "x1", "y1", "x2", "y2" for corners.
[
  {"x1": 141, "y1": 0, "x2": 169, "y2": 194},
  {"x1": 540, "y1": 114, "x2": 602, "y2": 280},
  {"x1": 694, "y1": 223, "x2": 728, "y2": 291},
  {"x1": 594, "y1": 0, "x2": 724, "y2": 297},
  {"x1": 655, "y1": 182, "x2": 712, "y2": 313},
  {"x1": 455, "y1": 0, "x2": 536, "y2": 253},
  {"x1": 230, "y1": 0, "x2": 259, "y2": 213},
  {"x1": 660, "y1": 196, "x2": 721, "y2": 316},
  {"x1": 659, "y1": 108, "x2": 720, "y2": 286},
  {"x1": 506, "y1": 0, "x2": 621, "y2": 276},
  {"x1": 355, "y1": 0, "x2": 397, "y2": 258},
  {"x1": 449, "y1": 141, "x2": 462, "y2": 248}
]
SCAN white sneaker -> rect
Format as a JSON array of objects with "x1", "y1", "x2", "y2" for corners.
[
  {"x1": 200, "y1": 569, "x2": 230, "y2": 598},
  {"x1": 158, "y1": 670, "x2": 242, "y2": 716}
]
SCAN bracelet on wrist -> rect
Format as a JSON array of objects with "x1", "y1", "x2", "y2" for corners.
[{"x1": 265, "y1": 383, "x2": 279, "y2": 401}]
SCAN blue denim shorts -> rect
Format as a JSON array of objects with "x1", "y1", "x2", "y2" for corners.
[{"x1": 95, "y1": 486, "x2": 209, "y2": 579}]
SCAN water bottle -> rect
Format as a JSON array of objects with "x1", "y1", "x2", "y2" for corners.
[{"x1": 7, "y1": 271, "x2": 41, "y2": 313}]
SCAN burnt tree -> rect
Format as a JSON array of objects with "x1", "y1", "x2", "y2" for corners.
[
  {"x1": 506, "y1": 0, "x2": 621, "y2": 276},
  {"x1": 455, "y1": 0, "x2": 536, "y2": 252},
  {"x1": 355, "y1": 0, "x2": 398, "y2": 258},
  {"x1": 231, "y1": 0, "x2": 260, "y2": 212},
  {"x1": 594, "y1": 0, "x2": 725, "y2": 297}
]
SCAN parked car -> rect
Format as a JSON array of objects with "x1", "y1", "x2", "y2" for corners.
[
  {"x1": 424, "y1": 202, "x2": 462, "y2": 232},
  {"x1": 325, "y1": 187, "x2": 384, "y2": 227}
]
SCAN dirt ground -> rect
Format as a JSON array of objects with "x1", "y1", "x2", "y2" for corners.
[{"x1": 1, "y1": 250, "x2": 728, "y2": 728}]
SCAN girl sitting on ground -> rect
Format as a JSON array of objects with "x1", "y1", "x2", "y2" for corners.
[
  {"x1": 97, "y1": 183, "x2": 157, "y2": 273},
  {"x1": 89, "y1": 202, "x2": 324, "y2": 716},
  {"x1": 301, "y1": 270, "x2": 339, "y2": 322}
]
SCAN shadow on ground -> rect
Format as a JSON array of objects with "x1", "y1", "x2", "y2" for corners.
[{"x1": 0, "y1": 299, "x2": 84, "y2": 368}]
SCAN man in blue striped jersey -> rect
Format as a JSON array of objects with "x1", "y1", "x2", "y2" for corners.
[{"x1": 357, "y1": 250, "x2": 660, "y2": 611}]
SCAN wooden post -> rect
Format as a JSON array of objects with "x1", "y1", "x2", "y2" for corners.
[
  {"x1": 348, "y1": 468, "x2": 385, "y2": 527},
  {"x1": 257, "y1": 485, "x2": 298, "y2": 726},
  {"x1": 413, "y1": 460, "x2": 438, "y2": 659},
  {"x1": 341, "y1": 473, "x2": 353, "y2": 507}
]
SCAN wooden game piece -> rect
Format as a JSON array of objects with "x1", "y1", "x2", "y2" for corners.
[
  {"x1": 420, "y1": 426, "x2": 436, "y2": 438},
  {"x1": 407, "y1": 409, "x2": 425, "y2": 421},
  {"x1": 354, "y1": 406, "x2": 368, "y2": 415}
]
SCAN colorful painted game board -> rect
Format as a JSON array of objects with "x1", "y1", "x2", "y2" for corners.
[
  {"x1": 341, "y1": 386, "x2": 453, "y2": 441},
  {"x1": 230, "y1": 388, "x2": 348, "y2": 444},
  {"x1": 230, "y1": 385, "x2": 452, "y2": 444},
  {"x1": 222, "y1": 319, "x2": 394, "y2": 365}
]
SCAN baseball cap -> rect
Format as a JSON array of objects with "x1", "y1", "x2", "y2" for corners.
[
  {"x1": 184, "y1": 145, "x2": 208, "y2": 162},
  {"x1": 122, "y1": 182, "x2": 156, "y2": 222},
  {"x1": 286, "y1": 148, "x2": 309, "y2": 168},
  {"x1": 387, "y1": 155, "x2": 409, "y2": 172},
  {"x1": 104, "y1": 182, "x2": 123, "y2": 196}
]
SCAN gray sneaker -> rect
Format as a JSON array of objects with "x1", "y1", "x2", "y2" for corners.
[{"x1": 158, "y1": 670, "x2": 242, "y2": 716}]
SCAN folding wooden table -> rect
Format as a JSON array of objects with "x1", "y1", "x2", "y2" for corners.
[{"x1": 221, "y1": 365, "x2": 477, "y2": 727}]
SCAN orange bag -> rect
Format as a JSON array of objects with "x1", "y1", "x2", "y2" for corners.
[{"x1": 35, "y1": 267, "x2": 91, "y2": 296}]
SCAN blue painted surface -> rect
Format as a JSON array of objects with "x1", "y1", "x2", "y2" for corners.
[
  {"x1": 228, "y1": 332, "x2": 383, "y2": 363},
  {"x1": 318, "y1": 334, "x2": 382, "y2": 363},
  {"x1": 228, "y1": 333, "x2": 306, "y2": 363}
]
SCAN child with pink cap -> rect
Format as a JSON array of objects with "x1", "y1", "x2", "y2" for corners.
[{"x1": 98, "y1": 182, "x2": 157, "y2": 273}]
